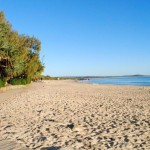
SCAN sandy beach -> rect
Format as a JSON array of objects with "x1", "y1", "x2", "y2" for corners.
[{"x1": 0, "y1": 80, "x2": 150, "y2": 150}]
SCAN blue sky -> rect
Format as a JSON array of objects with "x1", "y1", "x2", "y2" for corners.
[{"x1": 0, "y1": 0, "x2": 150, "y2": 76}]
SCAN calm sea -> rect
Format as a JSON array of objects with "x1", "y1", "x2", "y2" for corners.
[{"x1": 82, "y1": 76, "x2": 150, "y2": 86}]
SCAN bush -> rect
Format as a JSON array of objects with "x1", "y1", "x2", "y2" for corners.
[
  {"x1": 9, "y1": 78, "x2": 31, "y2": 85},
  {"x1": 0, "y1": 78, "x2": 6, "y2": 87},
  {"x1": 26, "y1": 77, "x2": 31, "y2": 84}
]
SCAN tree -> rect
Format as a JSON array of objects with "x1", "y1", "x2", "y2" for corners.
[{"x1": 0, "y1": 11, "x2": 44, "y2": 82}]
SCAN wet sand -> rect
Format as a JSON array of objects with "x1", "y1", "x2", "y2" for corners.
[{"x1": 0, "y1": 80, "x2": 150, "y2": 150}]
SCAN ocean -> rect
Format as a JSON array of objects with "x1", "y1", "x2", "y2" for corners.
[{"x1": 81, "y1": 76, "x2": 150, "y2": 86}]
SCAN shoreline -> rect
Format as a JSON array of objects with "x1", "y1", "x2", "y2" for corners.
[
  {"x1": 78, "y1": 79, "x2": 150, "y2": 88},
  {"x1": 79, "y1": 80, "x2": 150, "y2": 87},
  {"x1": 0, "y1": 80, "x2": 150, "y2": 149},
  {"x1": 0, "y1": 78, "x2": 149, "y2": 95}
]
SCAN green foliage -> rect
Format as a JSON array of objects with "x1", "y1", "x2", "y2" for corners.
[
  {"x1": 9, "y1": 78, "x2": 31, "y2": 85},
  {"x1": 41, "y1": 75, "x2": 76, "y2": 80},
  {"x1": 41, "y1": 75, "x2": 58, "y2": 80},
  {"x1": 0, "y1": 78, "x2": 6, "y2": 87},
  {"x1": 0, "y1": 11, "x2": 44, "y2": 82}
]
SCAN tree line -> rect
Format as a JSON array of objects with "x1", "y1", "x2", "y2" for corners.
[{"x1": 0, "y1": 11, "x2": 44, "y2": 86}]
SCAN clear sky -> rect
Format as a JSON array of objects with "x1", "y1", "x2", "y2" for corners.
[{"x1": 0, "y1": 0, "x2": 150, "y2": 76}]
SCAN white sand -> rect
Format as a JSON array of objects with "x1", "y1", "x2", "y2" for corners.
[{"x1": 0, "y1": 80, "x2": 150, "y2": 150}]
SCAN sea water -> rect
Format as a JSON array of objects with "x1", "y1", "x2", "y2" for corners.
[{"x1": 83, "y1": 76, "x2": 150, "y2": 86}]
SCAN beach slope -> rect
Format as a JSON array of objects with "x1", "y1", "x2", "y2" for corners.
[{"x1": 0, "y1": 80, "x2": 150, "y2": 149}]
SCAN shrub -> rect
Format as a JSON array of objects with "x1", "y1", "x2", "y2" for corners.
[
  {"x1": 9, "y1": 78, "x2": 31, "y2": 85},
  {"x1": 0, "y1": 78, "x2": 6, "y2": 87},
  {"x1": 26, "y1": 77, "x2": 31, "y2": 84}
]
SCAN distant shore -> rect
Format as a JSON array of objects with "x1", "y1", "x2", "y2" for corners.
[
  {"x1": 0, "y1": 80, "x2": 150, "y2": 149},
  {"x1": 62, "y1": 74, "x2": 150, "y2": 80}
]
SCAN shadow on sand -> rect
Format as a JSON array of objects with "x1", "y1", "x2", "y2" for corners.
[{"x1": 41, "y1": 146, "x2": 61, "y2": 150}]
